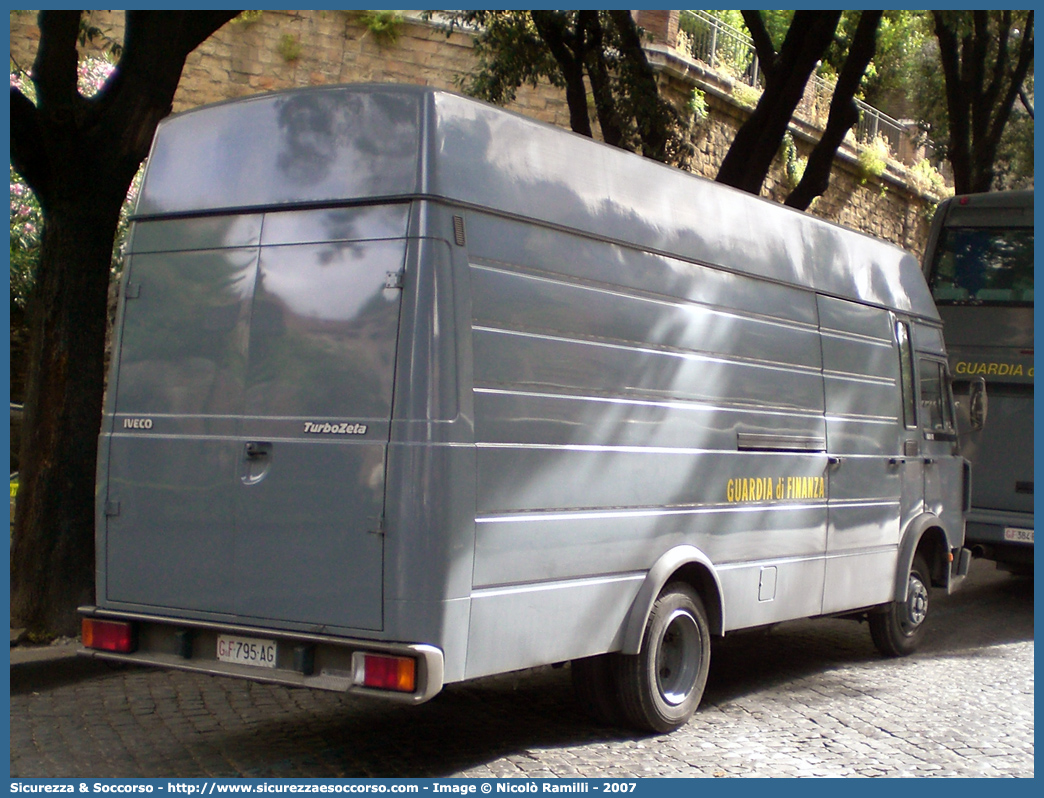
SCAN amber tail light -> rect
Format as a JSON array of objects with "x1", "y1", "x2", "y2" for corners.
[{"x1": 355, "y1": 652, "x2": 416, "y2": 693}]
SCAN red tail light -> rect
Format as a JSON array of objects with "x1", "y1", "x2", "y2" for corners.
[
  {"x1": 356, "y1": 652, "x2": 416, "y2": 693},
  {"x1": 82, "y1": 618, "x2": 136, "y2": 653}
]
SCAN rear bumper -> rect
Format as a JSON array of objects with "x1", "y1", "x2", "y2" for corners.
[
  {"x1": 966, "y1": 508, "x2": 1032, "y2": 544},
  {"x1": 964, "y1": 511, "x2": 1033, "y2": 569},
  {"x1": 78, "y1": 606, "x2": 445, "y2": 704}
]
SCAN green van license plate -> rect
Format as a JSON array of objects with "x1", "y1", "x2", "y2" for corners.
[{"x1": 1003, "y1": 527, "x2": 1034, "y2": 544}]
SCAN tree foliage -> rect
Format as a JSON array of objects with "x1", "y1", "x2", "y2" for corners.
[
  {"x1": 853, "y1": 11, "x2": 932, "y2": 113},
  {"x1": 10, "y1": 10, "x2": 240, "y2": 637},
  {"x1": 440, "y1": 10, "x2": 692, "y2": 166},
  {"x1": 444, "y1": 10, "x2": 1035, "y2": 196}
]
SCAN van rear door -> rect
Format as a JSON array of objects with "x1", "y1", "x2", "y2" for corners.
[
  {"x1": 232, "y1": 207, "x2": 409, "y2": 630},
  {"x1": 102, "y1": 206, "x2": 409, "y2": 631}
]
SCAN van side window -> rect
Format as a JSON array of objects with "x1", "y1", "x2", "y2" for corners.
[
  {"x1": 919, "y1": 359, "x2": 955, "y2": 433},
  {"x1": 895, "y1": 321, "x2": 916, "y2": 428}
]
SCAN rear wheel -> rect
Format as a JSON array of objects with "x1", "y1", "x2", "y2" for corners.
[
  {"x1": 870, "y1": 553, "x2": 931, "y2": 657},
  {"x1": 611, "y1": 583, "x2": 710, "y2": 733}
]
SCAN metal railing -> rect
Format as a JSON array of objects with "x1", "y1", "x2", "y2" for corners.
[
  {"x1": 677, "y1": 11, "x2": 910, "y2": 161},
  {"x1": 679, "y1": 10, "x2": 764, "y2": 88}
]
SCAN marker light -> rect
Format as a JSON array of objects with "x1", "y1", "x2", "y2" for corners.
[
  {"x1": 357, "y1": 653, "x2": 416, "y2": 693},
  {"x1": 82, "y1": 618, "x2": 136, "y2": 653}
]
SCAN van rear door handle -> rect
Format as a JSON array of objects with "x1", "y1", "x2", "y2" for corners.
[
  {"x1": 245, "y1": 441, "x2": 272, "y2": 459},
  {"x1": 242, "y1": 442, "x2": 273, "y2": 486}
]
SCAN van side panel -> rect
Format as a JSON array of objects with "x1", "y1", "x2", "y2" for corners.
[
  {"x1": 429, "y1": 92, "x2": 936, "y2": 319},
  {"x1": 463, "y1": 212, "x2": 829, "y2": 676},
  {"x1": 818, "y1": 296, "x2": 902, "y2": 613},
  {"x1": 382, "y1": 218, "x2": 478, "y2": 683}
]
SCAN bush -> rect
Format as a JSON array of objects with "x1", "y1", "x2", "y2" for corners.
[
  {"x1": 909, "y1": 159, "x2": 952, "y2": 198},
  {"x1": 857, "y1": 136, "x2": 891, "y2": 185}
]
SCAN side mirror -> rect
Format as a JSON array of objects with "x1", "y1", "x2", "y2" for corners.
[{"x1": 968, "y1": 377, "x2": 988, "y2": 431}]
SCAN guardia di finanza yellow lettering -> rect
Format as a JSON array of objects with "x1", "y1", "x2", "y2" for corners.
[{"x1": 727, "y1": 476, "x2": 826, "y2": 503}]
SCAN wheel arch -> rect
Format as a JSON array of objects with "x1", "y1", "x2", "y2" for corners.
[
  {"x1": 896, "y1": 513, "x2": 951, "y2": 601},
  {"x1": 619, "y1": 545, "x2": 724, "y2": 655}
]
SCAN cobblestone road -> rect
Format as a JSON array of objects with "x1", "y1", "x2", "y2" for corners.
[{"x1": 10, "y1": 560, "x2": 1033, "y2": 778}]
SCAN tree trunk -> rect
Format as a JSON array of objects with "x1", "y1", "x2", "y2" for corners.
[
  {"x1": 933, "y1": 10, "x2": 1034, "y2": 194},
  {"x1": 11, "y1": 195, "x2": 122, "y2": 636},
  {"x1": 716, "y1": 11, "x2": 841, "y2": 195},
  {"x1": 933, "y1": 13, "x2": 974, "y2": 193},
  {"x1": 10, "y1": 10, "x2": 241, "y2": 638},
  {"x1": 608, "y1": 9, "x2": 671, "y2": 162},
  {"x1": 581, "y1": 12, "x2": 625, "y2": 149},
  {"x1": 531, "y1": 12, "x2": 593, "y2": 139},
  {"x1": 786, "y1": 11, "x2": 883, "y2": 211}
]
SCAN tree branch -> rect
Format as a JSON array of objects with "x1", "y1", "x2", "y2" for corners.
[
  {"x1": 581, "y1": 12, "x2": 624, "y2": 148},
  {"x1": 716, "y1": 11, "x2": 840, "y2": 193},
  {"x1": 932, "y1": 12, "x2": 973, "y2": 191},
  {"x1": 786, "y1": 10, "x2": 882, "y2": 210},
  {"x1": 93, "y1": 11, "x2": 241, "y2": 173},
  {"x1": 982, "y1": 11, "x2": 1011, "y2": 123},
  {"x1": 608, "y1": 9, "x2": 673, "y2": 160},
  {"x1": 741, "y1": 11, "x2": 777, "y2": 81},
  {"x1": 981, "y1": 11, "x2": 1035, "y2": 176},
  {"x1": 531, "y1": 11, "x2": 592, "y2": 138},
  {"x1": 32, "y1": 11, "x2": 81, "y2": 110},
  {"x1": 10, "y1": 88, "x2": 49, "y2": 195},
  {"x1": 1019, "y1": 85, "x2": 1034, "y2": 119}
]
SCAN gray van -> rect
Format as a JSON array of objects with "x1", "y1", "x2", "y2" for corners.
[{"x1": 81, "y1": 85, "x2": 970, "y2": 732}]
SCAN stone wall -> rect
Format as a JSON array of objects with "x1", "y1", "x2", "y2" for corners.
[{"x1": 9, "y1": 9, "x2": 941, "y2": 254}]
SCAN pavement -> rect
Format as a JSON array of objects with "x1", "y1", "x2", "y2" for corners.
[
  {"x1": 8, "y1": 559, "x2": 1034, "y2": 778},
  {"x1": 10, "y1": 628, "x2": 81, "y2": 664}
]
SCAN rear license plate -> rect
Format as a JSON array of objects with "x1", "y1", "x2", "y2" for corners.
[
  {"x1": 216, "y1": 634, "x2": 277, "y2": 668},
  {"x1": 1003, "y1": 527, "x2": 1034, "y2": 544}
]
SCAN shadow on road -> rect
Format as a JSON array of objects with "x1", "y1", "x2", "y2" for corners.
[
  {"x1": 10, "y1": 655, "x2": 140, "y2": 696},
  {"x1": 190, "y1": 668, "x2": 637, "y2": 778},
  {"x1": 701, "y1": 559, "x2": 1033, "y2": 707},
  {"x1": 180, "y1": 560, "x2": 1032, "y2": 778}
]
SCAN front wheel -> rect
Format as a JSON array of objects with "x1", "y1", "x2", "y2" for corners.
[
  {"x1": 612, "y1": 583, "x2": 711, "y2": 733},
  {"x1": 869, "y1": 553, "x2": 931, "y2": 657}
]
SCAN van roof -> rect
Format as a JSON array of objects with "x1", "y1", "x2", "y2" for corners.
[
  {"x1": 941, "y1": 189, "x2": 1034, "y2": 210},
  {"x1": 136, "y1": 83, "x2": 938, "y2": 320},
  {"x1": 935, "y1": 189, "x2": 1034, "y2": 230}
]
